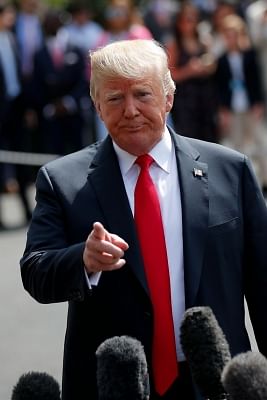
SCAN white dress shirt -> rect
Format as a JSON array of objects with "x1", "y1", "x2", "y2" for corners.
[
  {"x1": 0, "y1": 32, "x2": 21, "y2": 99},
  {"x1": 227, "y1": 52, "x2": 249, "y2": 113},
  {"x1": 16, "y1": 13, "x2": 42, "y2": 75},
  {"x1": 87, "y1": 127, "x2": 186, "y2": 360}
]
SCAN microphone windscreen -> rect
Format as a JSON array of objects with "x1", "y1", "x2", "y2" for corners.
[
  {"x1": 180, "y1": 306, "x2": 231, "y2": 399},
  {"x1": 11, "y1": 371, "x2": 61, "y2": 400},
  {"x1": 222, "y1": 351, "x2": 267, "y2": 400},
  {"x1": 96, "y1": 335, "x2": 150, "y2": 400}
]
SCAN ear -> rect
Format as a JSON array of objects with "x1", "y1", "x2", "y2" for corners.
[{"x1": 166, "y1": 93, "x2": 174, "y2": 113}]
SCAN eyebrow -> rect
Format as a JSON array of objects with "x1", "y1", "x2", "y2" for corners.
[
  {"x1": 103, "y1": 83, "x2": 154, "y2": 100},
  {"x1": 104, "y1": 91, "x2": 122, "y2": 99}
]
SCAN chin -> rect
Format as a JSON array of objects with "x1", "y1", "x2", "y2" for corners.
[
  {"x1": 122, "y1": 141, "x2": 156, "y2": 156},
  {"x1": 114, "y1": 129, "x2": 162, "y2": 154}
]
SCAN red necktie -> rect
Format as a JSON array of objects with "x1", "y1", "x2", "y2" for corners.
[
  {"x1": 134, "y1": 154, "x2": 178, "y2": 395},
  {"x1": 52, "y1": 47, "x2": 64, "y2": 69}
]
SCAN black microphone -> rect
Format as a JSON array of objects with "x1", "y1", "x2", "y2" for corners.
[
  {"x1": 95, "y1": 335, "x2": 150, "y2": 400},
  {"x1": 222, "y1": 351, "x2": 267, "y2": 399},
  {"x1": 11, "y1": 371, "x2": 61, "y2": 399},
  {"x1": 180, "y1": 306, "x2": 231, "y2": 400}
]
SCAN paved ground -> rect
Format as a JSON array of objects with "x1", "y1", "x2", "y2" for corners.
[
  {"x1": 0, "y1": 186, "x2": 259, "y2": 399},
  {"x1": 0, "y1": 189, "x2": 67, "y2": 399}
]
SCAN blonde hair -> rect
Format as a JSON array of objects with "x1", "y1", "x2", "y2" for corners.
[
  {"x1": 89, "y1": 39, "x2": 175, "y2": 103},
  {"x1": 221, "y1": 14, "x2": 247, "y2": 33},
  {"x1": 221, "y1": 14, "x2": 251, "y2": 50}
]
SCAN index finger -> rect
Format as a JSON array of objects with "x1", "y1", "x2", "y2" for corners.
[{"x1": 92, "y1": 222, "x2": 106, "y2": 240}]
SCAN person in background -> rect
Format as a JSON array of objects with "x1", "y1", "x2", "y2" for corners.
[
  {"x1": 166, "y1": 2, "x2": 218, "y2": 143},
  {"x1": 191, "y1": 0, "x2": 217, "y2": 20},
  {"x1": 31, "y1": 10, "x2": 90, "y2": 155},
  {"x1": 246, "y1": 2, "x2": 267, "y2": 118},
  {"x1": 14, "y1": 0, "x2": 43, "y2": 103},
  {"x1": 215, "y1": 13, "x2": 267, "y2": 190},
  {"x1": 209, "y1": 1, "x2": 237, "y2": 58},
  {"x1": 96, "y1": 0, "x2": 152, "y2": 47},
  {"x1": 57, "y1": 2, "x2": 104, "y2": 145},
  {"x1": 143, "y1": 0, "x2": 178, "y2": 44},
  {"x1": 0, "y1": 0, "x2": 32, "y2": 226},
  {"x1": 14, "y1": 0, "x2": 44, "y2": 169},
  {"x1": 245, "y1": 0, "x2": 267, "y2": 46},
  {"x1": 58, "y1": 2, "x2": 103, "y2": 58},
  {"x1": 21, "y1": 39, "x2": 267, "y2": 400}
]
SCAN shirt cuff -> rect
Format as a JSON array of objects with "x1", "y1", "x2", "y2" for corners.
[{"x1": 84, "y1": 268, "x2": 102, "y2": 289}]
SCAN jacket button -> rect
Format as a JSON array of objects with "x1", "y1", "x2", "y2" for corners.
[{"x1": 71, "y1": 290, "x2": 82, "y2": 301}]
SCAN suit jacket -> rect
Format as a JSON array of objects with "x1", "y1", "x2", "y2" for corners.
[
  {"x1": 32, "y1": 43, "x2": 88, "y2": 113},
  {"x1": 0, "y1": 31, "x2": 21, "y2": 121},
  {"x1": 215, "y1": 48, "x2": 264, "y2": 109},
  {"x1": 31, "y1": 43, "x2": 90, "y2": 155},
  {"x1": 20, "y1": 128, "x2": 267, "y2": 400}
]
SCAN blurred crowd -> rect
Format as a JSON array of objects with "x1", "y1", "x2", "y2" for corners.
[{"x1": 0, "y1": 0, "x2": 267, "y2": 227}]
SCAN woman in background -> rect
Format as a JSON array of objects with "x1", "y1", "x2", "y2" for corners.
[{"x1": 167, "y1": 2, "x2": 218, "y2": 143}]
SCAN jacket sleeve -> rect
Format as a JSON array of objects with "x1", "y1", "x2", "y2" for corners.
[
  {"x1": 243, "y1": 157, "x2": 267, "y2": 357},
  {"x1": 20, "y1": 166, "x2": 89, "y2": 304}
]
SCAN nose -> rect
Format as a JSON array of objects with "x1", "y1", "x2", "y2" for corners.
[{"x1": 123, "y1": 95, "x2": 139, "y2": 118}]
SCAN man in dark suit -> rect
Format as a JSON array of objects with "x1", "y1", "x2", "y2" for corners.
[
  {"x1": 0, "y1": 1, "x2": 32, "y2": 225},
  {"x1": 31, "y1": 10, "x2": 90, "y2": 155},
  {"x1": 20, "y1": 39, "x2": 267, "y2": 400}
]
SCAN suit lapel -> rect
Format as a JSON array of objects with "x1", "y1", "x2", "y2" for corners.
[
  {"x1": 87, "y1": 137, "x2": 149, "y2": 295},
  {"x1": 171, "y1": 131, "x2": 209, "y2": 307}
]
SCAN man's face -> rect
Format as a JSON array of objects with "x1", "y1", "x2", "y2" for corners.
[
  {"x1": 95, "y1": 76, "x2": 173, "y2": 155},
  {"x1": 223, "y1": 27, "x2": 239, "y2": 50},
  {"x1": 20, "y1": 0, "x2": 38, "y2": 14},
  {"x1": 2, "y1": 6, "x2": 16, "y2": 29}
]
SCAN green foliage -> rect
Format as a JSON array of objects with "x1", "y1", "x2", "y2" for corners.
[
  {"x1": 41, "y1": 0, "x2": 149, "y2": 13},
  {"x1": 42, "y1": 0, "x2": 70, "y2": 9},
  {"x1": 41, "y1": 0, "x2": 106, "y2": 12}
]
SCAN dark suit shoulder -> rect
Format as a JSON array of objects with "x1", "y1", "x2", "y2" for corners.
[
  {"x1": 183, "y1": 135, "x2": 246, "y2": 163},
  {"x1": 43, "y1": 141, "x2": 102, "y2": 171},
  {"x1": 36, "y1": 142, "x2": 104, "y2": 190}
]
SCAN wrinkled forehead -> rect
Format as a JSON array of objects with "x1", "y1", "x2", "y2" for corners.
[
  {"x1": 95, "y1": 74, "x2": 163, "y2": 95},
  {"x1": 103, "y1": 76, "x2": 156, "y2": 89}
]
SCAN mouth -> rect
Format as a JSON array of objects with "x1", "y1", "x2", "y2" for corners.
[{"x1": 122, "y1": 124, "x2": 144, "y2": 132}]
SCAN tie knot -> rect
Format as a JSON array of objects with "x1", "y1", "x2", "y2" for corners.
[{"x1": 135, "y1": 154, "x2": 154, "y2": 170}]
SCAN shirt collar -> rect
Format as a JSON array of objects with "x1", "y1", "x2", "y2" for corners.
[{"x1": 113, "y1": 126, "x2": 172, "y2": 176}]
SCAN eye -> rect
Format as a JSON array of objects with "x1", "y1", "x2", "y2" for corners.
[
  {"x1": 137, "y1": 91, "x2": 152, "y2": 99},
  {"x1": 108, "y1": 96, "x2": 120, "y2": 102}
]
